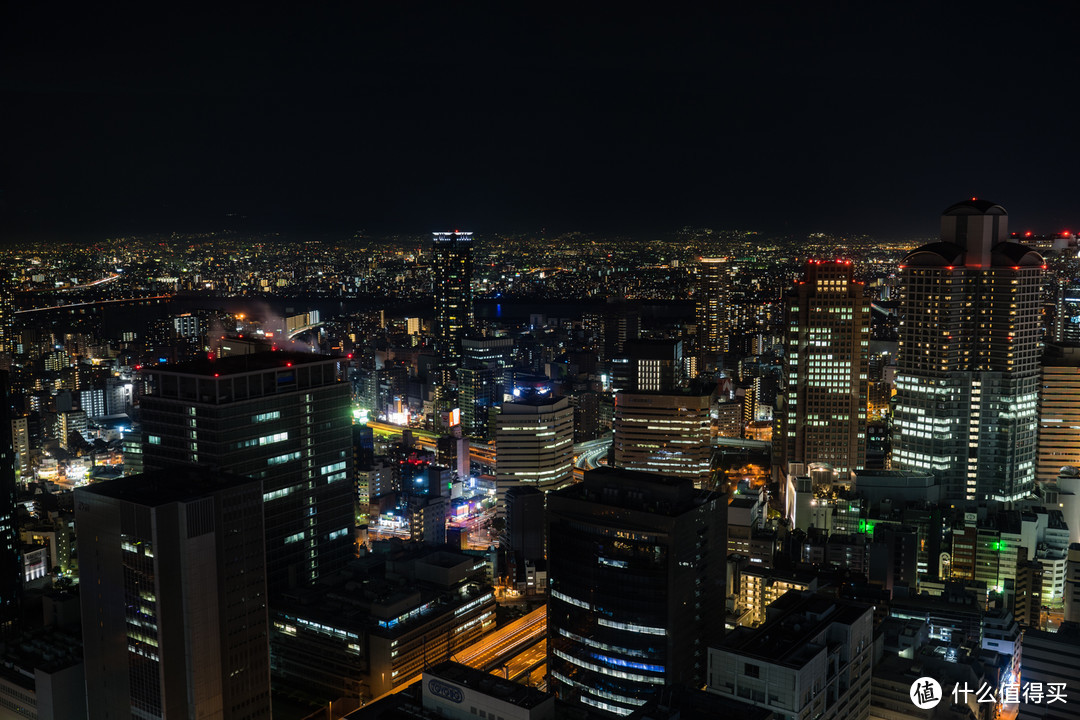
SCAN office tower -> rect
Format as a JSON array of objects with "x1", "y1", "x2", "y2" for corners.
[
  {"x1": 624, "y1": 338, "x2": 684, "y2": 392},
  {"x1": 1037, "y1": 344, "x2": 1080, "y2": 482},
  {"x1": 696, "y1": 257, "x2": 730, "y2": 371},
  {"x1": 893, "y1": 200, "x2": 1043, "y2": 502},
  {"x1": 776, "y1": 260, "x2": 870, "y2": 481},
  {"x1": 504, "y1": 486, "x2": 545, "y2": 567},
  {"x1": 1066, "y1": 544, "x2": 1080, "y2": 624},
  {"x1": 1018, "y1": 623, "x2": 1080, "y2": 720},
  {"x1": 76, "y1": 469, "x2": 270, "y2": 719},
  {"x1": 459, "y1": 334, "x2": 514, "y2": 440},
  {"x1": 0, "y1": 372, "x2": 19, "y2": 630},
  {"x1": 1053, "y1": 283, "x2": 1080, "y2": 343},
  {"x1": 10, "y1": 415, "x2": 28, "y2": 479},
  {"x1": 494, "y1": 393, "x2": 573, "y2": 511},
  {"x1": 1041, "y1": 467, "x2": 1080, "y2": 546},
  {"x1": 707, "y1": 590, "x2": 873, "y2": 720},
  {"x1": 140, "y1": 352, "x2": 354, "y2": 591},
  {"x1": 432, "y1": 231, "x2": 475, "y2": 385},
  {"x1": 613, "y1": 389, "x2": 713, "y2": 487},
  {"x1": 0, "y1": 273, "x2": 13, "y2": 358},
  {"x1": 587, "y1": 299, "x2": 640, "y2": 363},
  {"x1": 547, "y1": 467, "x2": 726, "y2": 715},
  {"x1": 1015, "y1": 558, "x2": 1045, "y2": 628}
]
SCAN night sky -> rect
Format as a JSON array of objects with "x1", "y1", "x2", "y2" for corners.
[{"x1": 3, "y1": 4, "x2": 1078, "y2": 240}]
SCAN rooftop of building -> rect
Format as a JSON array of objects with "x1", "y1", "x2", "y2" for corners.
[
  {"x1": 147, "y1": 350, "x2": 339, "y2": 377},
  {"x1": 553, "y1": 467, "x2": 717, "y2": 517},
  {"x1": 77, "y1": 468, "x2": 255, "y2": 506},
  {"x1": 0, "y1": 625, "x2": 83, "y2": 689},
  {"x1": 425, "y1": 661, "x2": 552, "y2": 710},
  {"x1": 943, "y1": 198, "x2": 1006, "y2": 215},
  {"x1": 718, "y1": 591, "x2": 870, "y2": 667}
]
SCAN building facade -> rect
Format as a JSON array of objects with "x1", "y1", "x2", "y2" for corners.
[
  {"x1": 140, "y1": 352, "x2": 354, "y2": 591},
  {"x1": 893, "y1": 200, "x2": 1043, "y2": 502},
  {"x1": 494, "y1": 394, "x2": 574, "y2": 511},
  {"x1": 613, "y1": 390, "x2": 713, "y2": 488},
  {"x1": 546, "y1": 467, "x2": 726, "y2": 715},
  {"x1": 76, "y1": 470, "x2": 271, "y2": 720},
  {"x1": 696, "y1": 257, "x2": 730, "y2": 370},
  {"x1": 777, "y1": 260, "x2": 870, "y2": 480},
  {"x1": 432, "y1": 231, "x2": 475, "y2": 386}
]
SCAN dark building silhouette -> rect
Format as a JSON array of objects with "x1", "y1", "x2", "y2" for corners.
[
  {"x1": 77, "y1": 470, "x2": 271, "y2": 719},
  {"x1": 432, "y1": 231, "x2": 475, "y2": 387},
  {"x1": 546, "y1": 467, "x2": 726, "y2": 715}
]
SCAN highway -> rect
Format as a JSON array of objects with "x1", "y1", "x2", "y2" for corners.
[{"x1": 360, "y1": 604, "x2": 547, "y2": 708}]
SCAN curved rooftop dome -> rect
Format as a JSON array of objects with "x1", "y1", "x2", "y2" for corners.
[
  {"x1": 991, "y1": 242, "x2": 1043, "y2": 267},
  {"x1": 943, "y1": 198, "x2": 1007, "y2": 215},
  {"x1": 902, "y1": 241, "x2": 965, "y2": 266}
]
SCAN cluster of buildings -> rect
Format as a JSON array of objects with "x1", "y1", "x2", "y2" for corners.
[{"x1": 0, "y1": 201, "x2": 1078, "y2": 719}]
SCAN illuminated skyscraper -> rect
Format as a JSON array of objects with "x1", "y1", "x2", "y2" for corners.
[
  {"x1": 613, "y1": 390, "x2": 713, "y2": 487},
  {"x1": 494, "y1": 393, "x2": 574, "y2": 511},
  {"x1": 893, "y1": 200, "x2": 1044, "y2": 502},
  {"x1": 547, "y1": 467, "x2": 725, "y2": 714},
  {"x1": 776, "y1": 260, "x2": 870, "y2": 481},
  {"x1": 0, "y1": 372, "x2": 19, "y2": 630},
  {"x1": 432, "y1": 231, "x2": 475, "y2": 385},
  {"x1": 696, "y1": 257, "x2": 730, "y2": 371},
  {"x1": 0, "y1": 272, "x2": 14, "y2": 358},
  {"x1": 140, "y1": 352, "x2": 354, "y2": 591}
]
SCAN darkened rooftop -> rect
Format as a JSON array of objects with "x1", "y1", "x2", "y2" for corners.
[
  {"x1": 147, "y1": 350, "x2": 340, "y2": 377},
  {"x1": 78, "y1": 468, "x2": 255, "y2": 506}
]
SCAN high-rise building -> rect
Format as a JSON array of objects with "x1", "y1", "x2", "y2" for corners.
[
  {"x1": 0, "y1": 372, "x2": 19, "y2": 630},
  {"x1": 1053, "y1": 283, "x2": 1080, "y2": 343},
  {"x1": 1065, "y1": 544, "x2": 1080, "y2": 624},
  {"x1": 696, "y1": 257, "x2": 730, "y2": 371},
  {"x1": 0, "y1": 273, "x2": 13, "y2": 358},
  {"x1": 707, "y1": 590, "x2": 873, "y2": 720},
  {"x1": 1037, "y1": 344, "x2": 1080, "y2": 482},
  {"x1": 140, "y1": 351, "x2": 354, "y2": 591},
  {"x1": 613, "y1": 390, "x2": 713, "y2": 488},
  {"x1": 432, "y1": 231, "x2": 475, "y2": 385},
  {"x1": 776, "y1": 260, "x2": 870, "y2": 481},
  {"x1": 893, "y1": 200, "x2": 1044, "y2": 502},
  {"x1": 547, "y1": 467, "x2": 726, "y2": 715},
  {"x1": 494, "y1": 393, "x2": 574, "y2": 511},
  {"x1": 459, "y1": 334, "x2": 514, "y2": 439},
  {"x1": 1018, "y1": 623, "x2": 1080, "y2": 720},
  {"x1": 624, "y1": 338, "x2": 684, "y2": 392},
  {"x1": 77, "y1": 469, "x2": 270, "y2": 719}
]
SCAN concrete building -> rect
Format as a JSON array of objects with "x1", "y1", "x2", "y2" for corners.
[
  {"x1": 777, "y1": 260, "x2": 870, "y2": 481},
  {"x1": 613, "y1": 390, "x2": 713, "y2": 488},
  {"x1": 0, "y1": 372, "x2": 20, "y2": 631},
  {"x1": 76, "y1": 470, "x2": 271, "y2": 719},
  {"x1": 546, "y1": 468, "x2": 726, "y2": 715},
  {"x1": 494, "y1": 394, "x2": 573, "y2": 511},
  {"x1": 707, "y1": 591, "x2": 873, "y2": 720},
  {"x1": 140, "y1": 351, "x2": 354, "y2": 591},
  {"x1": 893, "y1": 200, "x2": 1043, "y2": 502},
  {"x1": 1037, "y1": 344, "x2": 1080, "y2": 482},
  {"x1": 1018, "y1": 623, "x2": 1080, "y2": 720},
  {"x1": 0, "y1": 627, "x2": 85, "y2": 720}
]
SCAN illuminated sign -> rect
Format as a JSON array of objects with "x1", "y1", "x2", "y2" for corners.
[
  {"x1": 427, "y1": 679, "x2": 463, "y2": 704},
  {"x1": 449, "y1": 408, "x2": 461, "y2": 427}
]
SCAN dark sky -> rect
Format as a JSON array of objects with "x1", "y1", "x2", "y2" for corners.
[{"x1": 3, "y1": 4, "x2": 1078, "y2": 240}]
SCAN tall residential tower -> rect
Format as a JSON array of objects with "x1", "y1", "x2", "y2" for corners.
[
  {"x1": 432, "y1": 231, "x2": 475, "y2": 386},
  {"x1": 696, "y1": 257, "x2": 730, "y2": 372},
  {"x1": 893, "y1": 200, "x2": 1043, "y2": 502}
]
